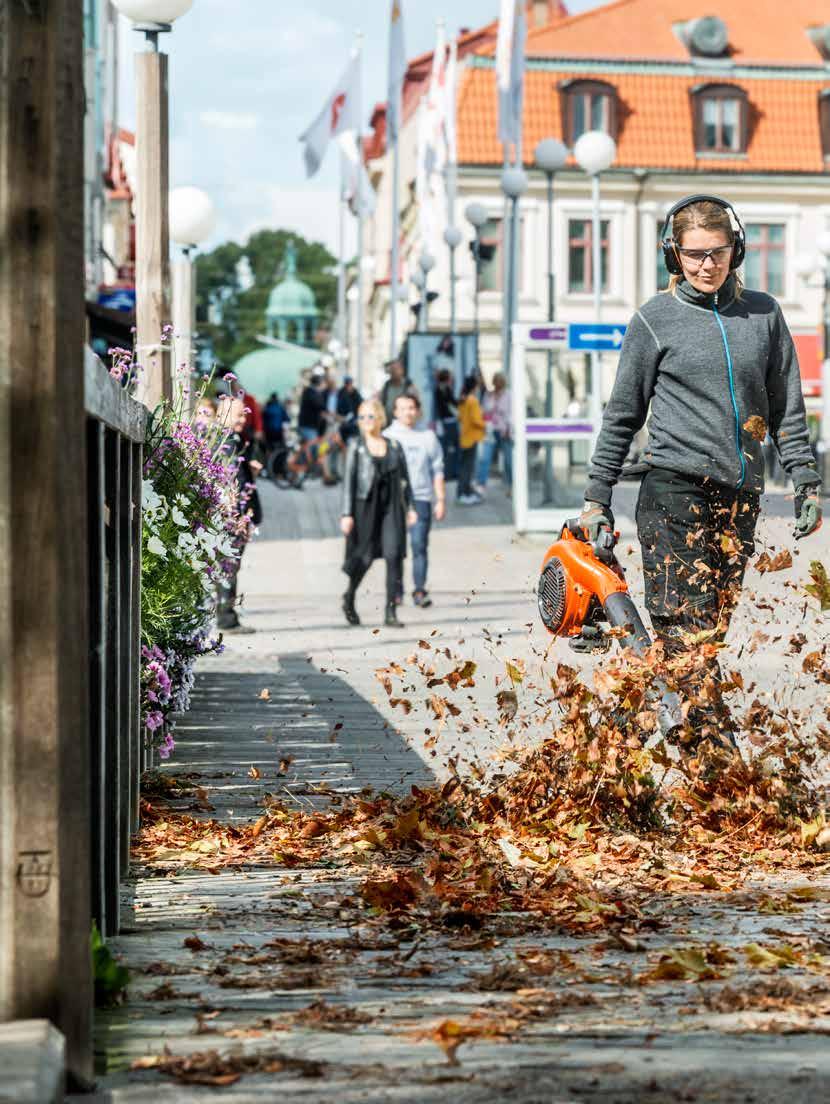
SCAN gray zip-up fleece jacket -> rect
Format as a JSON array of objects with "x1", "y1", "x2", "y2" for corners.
[{"x1": 585, "y1": 276, "x2": 819, "y2": 507}]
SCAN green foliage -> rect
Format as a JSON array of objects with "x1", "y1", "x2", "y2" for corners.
[
  {"x1": 92, "y1": 921, "x2": 129, "y2": 1007},
  {"x1": 805, "y1": 561, "x2": 830, "y2": 611},
  {"x1": 195, "y1": 228, "x2": 337, "y2": 370}
]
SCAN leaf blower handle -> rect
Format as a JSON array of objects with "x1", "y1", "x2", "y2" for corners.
[{"x1": 602, "y1": 592, "x2": 684, "y2": 739}]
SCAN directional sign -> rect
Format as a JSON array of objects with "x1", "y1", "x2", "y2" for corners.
[
  {"x1": 528, "y1": 324, "x2": 568, "y2": 344},
  {"x1": 568, "y1": 323, "x2": 626, "y2": 351}
]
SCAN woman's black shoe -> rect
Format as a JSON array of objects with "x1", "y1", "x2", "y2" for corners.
[
  {"x1": 342, "y1": 593, "x2": 360, "y2": 626},
  {"x1": 385, "y1": 603, "x2": 404, "y2": 627}
]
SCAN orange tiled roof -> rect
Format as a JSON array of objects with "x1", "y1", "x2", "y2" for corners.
[
  {"x1": 504, "y1": 0, "x2": 830, "y2": 65},
  {"x1": 365, "y1": 2, "x2": 569, "y2": 161},
  {"x1": 457, "y1": 65, "x2": 829, "y2": 172}
]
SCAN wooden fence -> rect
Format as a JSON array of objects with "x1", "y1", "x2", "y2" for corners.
[{"x1": 85, "y1": 352, "x2": 147, "y2": 939}]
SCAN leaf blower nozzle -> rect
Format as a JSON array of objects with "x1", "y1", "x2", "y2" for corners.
[{"x1": 537, "y1": 520, "x2": 683, "y2": 738}]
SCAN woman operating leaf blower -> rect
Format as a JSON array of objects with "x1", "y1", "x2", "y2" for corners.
[{"x1": 580, "y1": 194, "x2": 822, "y2": 746}]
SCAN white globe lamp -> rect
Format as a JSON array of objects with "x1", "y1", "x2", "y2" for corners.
[
  {"x1": 443, "y1": 226, "x2": 463, "y2": 250},
  {"x1": 795, "y1": 252, "x2": 820, "y2": 280},
  {"x1": 419, "y1": 252, "x2": 436, "y2": 274},
  {"x1": 573, "y1": 130, "x2": 617, "y2": 176},
  {"x1": 818, "y1": 231, "x2": 830, "y2": 260},
  {"x1": 112, "y1": 0, "x2": 193, "y2": 24},
  {"x1": 501, "y1": 166, "x2": 529, "y2": 199},
  {"x1": 169, "y1": 187, "x2": 216, "y2": 248},
  {"x1": 534, "y1": 138, "x2": 569, "y2": 175},
  {"x1": 464, "y1": 202, "x2": 489, "y2": 231}
]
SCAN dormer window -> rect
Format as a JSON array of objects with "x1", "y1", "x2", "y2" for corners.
[
  {"x1": 821, "y1": 90, "x2": 830, "y2": 160},
  {"x1": 693, "y1": 84, "x2": 748, "y2": 155},
  {"x1": 561, "y1": 80, "x2": 617, "y2": 144}
]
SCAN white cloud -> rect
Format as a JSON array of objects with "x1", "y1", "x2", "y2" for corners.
[
  {"x1": 223, "y1": 184, "x2": 351, "y2": 258},
  {"x1": 199, "y1": 109, "x2": 261, "y2": 131}
]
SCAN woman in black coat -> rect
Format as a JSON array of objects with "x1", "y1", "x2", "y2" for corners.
[{"x1": 340, "y1": 398, "x2": 416, "y2": 628}]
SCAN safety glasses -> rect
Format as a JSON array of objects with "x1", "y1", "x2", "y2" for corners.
[{"x1": 676, "y1": 244, "x2": 732, "y2": 269}]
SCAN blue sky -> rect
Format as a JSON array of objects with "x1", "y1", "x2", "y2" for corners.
[{"x1": 119, "y1": 0, "x2": 604, "y2": 256}]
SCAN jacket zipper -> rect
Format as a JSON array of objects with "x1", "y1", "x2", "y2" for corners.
[{"x1": 712, "y1": 291, "x2": 746, "y2": 489}]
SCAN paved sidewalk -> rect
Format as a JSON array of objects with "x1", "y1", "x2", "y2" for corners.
[{"x1": 82, "y1": 479, "x2": 830, "y2": 1102}]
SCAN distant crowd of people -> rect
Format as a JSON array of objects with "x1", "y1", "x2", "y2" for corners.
[{"x1": 206, "y1": 355, "x2": 513, "y2": 630}]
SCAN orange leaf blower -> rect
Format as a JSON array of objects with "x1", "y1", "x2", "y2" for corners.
[{"x1": 537, "y1": 519, "x2": 682, "y2": 737}]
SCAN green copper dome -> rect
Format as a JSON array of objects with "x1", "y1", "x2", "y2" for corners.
[
  {"x1": 266, "y1": 240, "x2": 318, "y2": 323},
  {"x1": 232, "y1": 345, "x2": 319, "y2": 403}
]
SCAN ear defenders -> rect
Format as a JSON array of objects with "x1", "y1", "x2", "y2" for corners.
[{"x1": 660, "y1": 194, "x2": 746, "y2": 277}]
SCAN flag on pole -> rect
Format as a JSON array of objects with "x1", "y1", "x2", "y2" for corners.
[
  {"x1": 339, "y1": 132, "x2": 376, "y2": 219},
  {"x1": 496, "y1": 0, "x2": 526, "y2": 149},
  {"x1": 425, "y1": 20, "x2": 447, "y2": 177},
  {"x1": 444, "y1": 36, "x2": 458, "y2": 165},
  {"x1": 387, "y1": 0, "x2": 407, "y2": 143},
  {"x1": 299, "y1": 54, "x2": 361, "y2": 177}
]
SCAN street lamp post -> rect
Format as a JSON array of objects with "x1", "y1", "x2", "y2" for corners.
[
  {"x1": 534, "y1": 139, "x2": 569, "y2": 503},
  {"x1": 169, "y1": 186, "x2": 216, "y2": 408},
  {"x1": 796, "y1": 236, "x2": 830, "y2": 484},
  {"x1": 443, "y1": 226, "x2": 463, "y2": 333},
  {"x1": 465, "y1": 202, "x2": 489, "y2": 375},
  {"x1": 112, "y1": 0, "x2": 194, "y2": 408},
  {"x1": 573, "y1": 130, "x2": 617, "y2": 442},
  {"x1": 418, "y1": 252, "x2": 436, "y2": 333},
  {"x1": 500, "y1": 167, "x2": 529, "y2": 380}
]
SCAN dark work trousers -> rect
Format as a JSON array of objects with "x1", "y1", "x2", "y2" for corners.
[
  {"x1": 458, "y1": 445, "x2": 478, "y2": 498},
  {"x1": 346, "y1": 556, "x2": 403, "y2": 608},
  {"x1": 636, "y1": 468, "x2": 760, "y2": 741},
  {"x1": 440, "y1": 418, "x2": 460, "y2": 481}
]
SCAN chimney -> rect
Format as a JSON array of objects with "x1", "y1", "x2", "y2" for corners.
[{"x1": 531, "y1": 0, "x2": 550, "y2": 28}]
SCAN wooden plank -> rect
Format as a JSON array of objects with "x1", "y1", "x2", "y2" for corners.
[
  {"x1": 129, "y1": 442, "x2": 142, "y2": 836},
  {"x1": 103, "y1": 429, "x2": 121, "y2": 932},
  {"x1": 134, "y1": 49, "x2": 171, "y2": 408},
  {"x1": 87, "y1": 422, "x2": 107, "y2": 936},
  {"x1": 118, "y1": 439, "x2": 133, "y2": 884},
  {"x1": 83, "y1": 351, "x2": 146, "y2": 443},
  {"x1": 0, "y1": 0, "x2": 92, "y2": 1082}
]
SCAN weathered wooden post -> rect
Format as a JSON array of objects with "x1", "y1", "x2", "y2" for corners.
[{"x1": 0, "y1": 0, "x2": 92, "y2": 1086}]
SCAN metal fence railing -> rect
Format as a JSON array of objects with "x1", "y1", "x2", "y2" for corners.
[{"x1": 84, "y1": 352, "x2": 146, "y2": 938}]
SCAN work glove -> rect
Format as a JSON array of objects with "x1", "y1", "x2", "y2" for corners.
[
  {"x1": 794, "y1": 484, "x2": 822, "y2": 540},
  {"x1": 579, "y1": 500, "x2": 615, "y2": 542}
]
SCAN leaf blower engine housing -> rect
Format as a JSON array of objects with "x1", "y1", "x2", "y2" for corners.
[{"x1": 537, "y1": 520, "x2": 682, "y2": 736}]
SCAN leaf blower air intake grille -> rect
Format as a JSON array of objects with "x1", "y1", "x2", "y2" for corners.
[{"x1": 537, "y1": 558, "x2": 567, "y2": 634}]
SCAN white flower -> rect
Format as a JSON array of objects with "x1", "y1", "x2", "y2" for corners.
[
  {"x1": 147, "y1": 535, "x2": 167, "y2": 559},
  {"x1": 171, "y1": 506, "x2": 189, "y2": 528}
]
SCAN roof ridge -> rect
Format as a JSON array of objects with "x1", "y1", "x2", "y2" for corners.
[{"x1": 525, "y1": 0, "x2": 635, "y2": 42}]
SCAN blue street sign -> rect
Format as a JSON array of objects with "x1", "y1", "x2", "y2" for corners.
[{"x1": 568, "y1": 322, "x2": 626, "y2": 351}]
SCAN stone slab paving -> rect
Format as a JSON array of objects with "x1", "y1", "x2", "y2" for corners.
[{"x1": 78, "y1": 479, "x2": 830, "y2": 1102}]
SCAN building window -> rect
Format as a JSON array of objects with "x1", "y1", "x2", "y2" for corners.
[
  {"x1": 693, "y1": 85, "x2": 748, "y2": 154},
  {"x1": 744, "y1": 224, "x2": 785, "y2": 296},
  {"x1": 478, "y1": 218, "x2": 502, "y2": 292},
  {"x1": 561, "y1": 80, "x2": 617, "y2": 145},
  {"x1": 821, "y1": 91, "x2": 830, "y2": 159},
  {"x1": 656, "y1": 220, "x2": 671, "y2": 291},
  {"x1": 478, "y1": 218, "x2": 524, "y2": 293},
  {"x1": 568, "y1": 219, "x2": 609, "y2": 294}
]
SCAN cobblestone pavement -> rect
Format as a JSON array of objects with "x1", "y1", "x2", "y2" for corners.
[{"x1": 80, "y1": 479, "x2": 830, "y2": 1102}]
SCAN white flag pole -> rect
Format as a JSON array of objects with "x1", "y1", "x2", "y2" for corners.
[
  {"x1": 353, "y1": 32, "x2": 362, "y2": 395},
  {"x1": 337, "y1": 157, "x2": 347, "y2": 375},
  {"x1": 509, "y1": 11, "x2": 526, "y2": 381},
  {"x1": 390, "y1": 137, "x2": 401, "y2": 361}
]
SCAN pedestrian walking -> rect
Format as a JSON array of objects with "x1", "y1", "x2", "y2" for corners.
[
  {"x1": 434, "y1": 367, "x2": 459, "y2": 481},
  {"x1": 340, "y1": 399, "x2": 417, "y2": 628},
  {"x1": 580, "y1": 194, "x2": 822, "y2": 745},
  {"x1": 298, "y1": 366, "x2": 329, "y2": 443},
  {"x1": 457, "y1": 375, "x2": 486, "y2": 504},
  {"x1": 379, "y1": 357, "x2": 418, "y2": 425},
  {"x1": 475, "y1": 372, "x2": 513, "y2": 495},
  {"x1": 385, "y1": 392, "x2": 446, "y2": 608},
  {"x1": 336, "y1": 375, "x2": 363, "y2": 443},
  {"x1": 263, "y1": 391, "x2": 289, "y2": 449}
]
